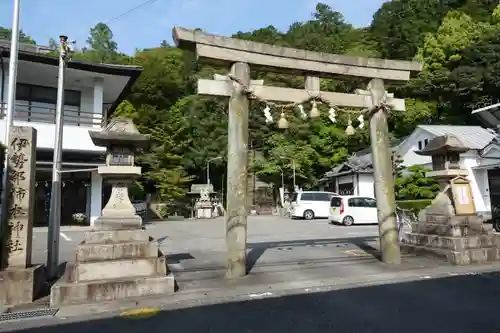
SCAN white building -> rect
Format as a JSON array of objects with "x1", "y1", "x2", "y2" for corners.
[
  {"x1": 0, "y1": 40, "x2": 142, "y2": 226},
  {"x1": 320, "y1": 125, "x2": 499, "y2": 218}
]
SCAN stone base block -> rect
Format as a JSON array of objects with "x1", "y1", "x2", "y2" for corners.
[
  {"x1": 412, "y1": 222, "x2": 494, "y2": 237},
  {"x1": 0, "y1": 265, "x2": 45, "y2": 306},
  {"x1": 424, "y1": 214, "x2": 483, "y2": 225},
  {"x1": 72, "y1": 257, "x2": 168, "y2": 282},
  {"x1": 84, "y1": 228, "x2": 150, "y2": 244},
  {"x1": 50, "y1": 273, "x2": 175, "y2": 307},
  {"x1": 53, "y1": 226, "x2": 177, "y2": 307},
  {"x1": 401, "y1": 244, "x2": 500, "y2": 265},
  {"x1": 76, "y1": 241, "x2": 159, "y2": 262},
  {"x1": 405, "y1": 233, "x2": 499, "y2": 251},
  {"x1": 93, "y1": 216, "x2": 143, "y2": 230}
]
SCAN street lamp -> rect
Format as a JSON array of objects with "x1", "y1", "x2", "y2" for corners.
[
  {"x1": 280, "y1": 156, "x2": 296, "y2": 191},
  {"x1": 207, "y1": 156, "x2": 222, "y2": 186}
]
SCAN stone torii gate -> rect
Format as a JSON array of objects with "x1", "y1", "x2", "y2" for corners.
[{"x1": 173, "y1": 27, "x2": 422, "y2": 278}]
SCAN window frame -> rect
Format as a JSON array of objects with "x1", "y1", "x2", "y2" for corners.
[{"x1": 16, "y1": 83, "x2": 81, "y2": 107}]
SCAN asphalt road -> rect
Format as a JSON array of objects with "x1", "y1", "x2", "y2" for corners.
[
  {"x1": 31, "y1": 216, "x2": 382, "y2": 267},
  {"x1": 4, "y1": 270, "x2": 500, "y2": 333}
]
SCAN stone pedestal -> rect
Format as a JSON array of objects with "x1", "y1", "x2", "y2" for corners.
[
  {"x1": 0, "y1": 265, "x2": 45, "y2": 306},
  {"x1": 50, "y1": 229, "x2": 175, "y2": 306},
  {"x1": 401, "y1": 193, "x2": 500, "y2": 265},
  {"x1": 50, "y1": 118, "x2": 176, "y2": 307}
]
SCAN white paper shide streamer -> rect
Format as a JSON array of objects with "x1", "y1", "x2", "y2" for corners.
[{"x1": 263, "y1": 105, "x2": 273, "y2": 123}]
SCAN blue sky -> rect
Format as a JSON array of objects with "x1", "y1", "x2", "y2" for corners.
[{"x1": 0, "y1": 0, "x2": 386, "y2": 55}]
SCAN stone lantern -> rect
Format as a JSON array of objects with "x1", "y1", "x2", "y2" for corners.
[
  {"x1": 415, "y1": 134, "x2": 469, "y2": 191},
  {"x1": 89, "y1": 117, "x2": 150, "y2": 228},
  {"x1": 401, "y1": 134, "x2": 500, "y2": 265},
  {"x1": 50, "y1": 118, "x2": 175, "y2": 307}
]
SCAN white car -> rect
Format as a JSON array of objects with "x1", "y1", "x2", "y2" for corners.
[
  {"x1": 329, "y1": 195, "x2": 378, "y2": 226},
  {"x1": 289, "y1": 191, "x2": 338, "y2": 220}
]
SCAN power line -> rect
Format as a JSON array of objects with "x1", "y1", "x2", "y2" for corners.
[
  {"x1": 104, "y1": 0, "x2": 160, "y2": 25},
  {"x1": 72, "y1": 0, "x2": 161, "y2": 45}
]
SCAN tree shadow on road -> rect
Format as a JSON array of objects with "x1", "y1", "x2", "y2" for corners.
[
  {"x1": 246, "y1": 236, "x2": 379, "y2": 273},
  {"x1": 7, "y1": 271, "x2": 500, "y2": 333}
]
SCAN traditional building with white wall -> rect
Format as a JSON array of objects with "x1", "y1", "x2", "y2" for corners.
[{"x1": 0, "y1": 40, "x2": 142, "y2": 226}]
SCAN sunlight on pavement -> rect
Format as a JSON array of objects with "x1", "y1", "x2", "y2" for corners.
[
  {"x1": 119, "y1": 307, "x2": 160, "y2": 319},
  {"x1": 343, "y1": 249, "x2": 375, "y2": 257}
]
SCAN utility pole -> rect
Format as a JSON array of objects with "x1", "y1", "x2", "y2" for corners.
[
  {"x1": 47, "y1": 35, "x2": 70, "y2": 279},
  {"x1": 0, "y1": 0, "x2": 21, "y2": 246}
]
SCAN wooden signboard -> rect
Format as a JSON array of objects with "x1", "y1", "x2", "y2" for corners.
[{"x1": 450, "y1": 177, "x2": 476, "y2": 216}]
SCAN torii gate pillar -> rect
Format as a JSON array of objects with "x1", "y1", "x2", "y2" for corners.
[{"x1": 226, "y1": 62, "x2": 250, "y2": 278}]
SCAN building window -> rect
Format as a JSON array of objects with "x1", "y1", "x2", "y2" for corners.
[
  {"x1": 338, "y1": 183, "x2": 354, "y2": 195},
  {"x1": 16, "y1": 83, "x2": 81, "y2": 106},
  {"x1": 14, "y1": 83, "x2": 91, "y2": 126},
  {"x1": 424, "y1": 139, "x2": 429, "y2": 147},
  {"x1": 418, "y1": 141, "x2": 422, "y2": 150}
]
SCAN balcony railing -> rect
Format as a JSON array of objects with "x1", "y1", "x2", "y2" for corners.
[{"x1": 0, "y1": 102, "x2": 104, "y2": 127}]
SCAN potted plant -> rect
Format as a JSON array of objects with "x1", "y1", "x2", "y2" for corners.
[{"x1": 72, "y1": 212, "x2": 87, "y2": 225}]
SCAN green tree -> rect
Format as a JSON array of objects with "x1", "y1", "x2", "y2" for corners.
[
  {"x1": 48, "y1": 38, "x2": 58, "y2": 50},
  {"x1": 390, "y1": 99, "x2": 437, "y2": 137},
  {"x1": 370, "y1": 0, "x2": 445, "y2": 60},
  {"x1": 129, "y1": 47, "x2": 190, "y2": 109},
  {"x1": 85, "y1": 23, "x2": 118, "y2": 63},
  {"x1": 395, "y1": 165, "x2": 440, "y2": 200},
  {"x1": 0, "y1": 27, "x2": 36, "y2": 44},
  {"x1": 408, "y1": 10, "x2": 493, "y2": 124},
  {"x1": 284, "y1": 3, "x2": 353, "y2": 54}
]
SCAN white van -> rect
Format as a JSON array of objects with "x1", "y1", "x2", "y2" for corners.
[
  {"x1": 329, "y1": 195, "x2": 378, "y2": 226},
  {"x1": 289, "y1": 191, "x2": 338, "y2": 220}
]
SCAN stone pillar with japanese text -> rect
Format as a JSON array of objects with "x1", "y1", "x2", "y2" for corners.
[
  {"x1": 0, "y1": 126, "x2": 45, "y2": 307},
  {"x1": 4, "y1": 127, "x2": 37, "y2": 268}
]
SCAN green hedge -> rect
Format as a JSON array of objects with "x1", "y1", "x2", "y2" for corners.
[{"x1": 396, "y1": 199, "x2": 432, "y2": 214}]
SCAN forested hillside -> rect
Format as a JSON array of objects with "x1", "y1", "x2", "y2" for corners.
[{"x1": 2, "y1": 0, "x2": 500, "y2": 204}]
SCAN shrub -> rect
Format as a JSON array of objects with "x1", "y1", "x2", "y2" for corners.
[{"x1": 396, "y1": 199, "x2": 432, "y2": 214}]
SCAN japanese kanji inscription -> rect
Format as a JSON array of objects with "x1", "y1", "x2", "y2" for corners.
[{"x1": 4, "y1": 126, "x2": 37, "y2": 268}]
